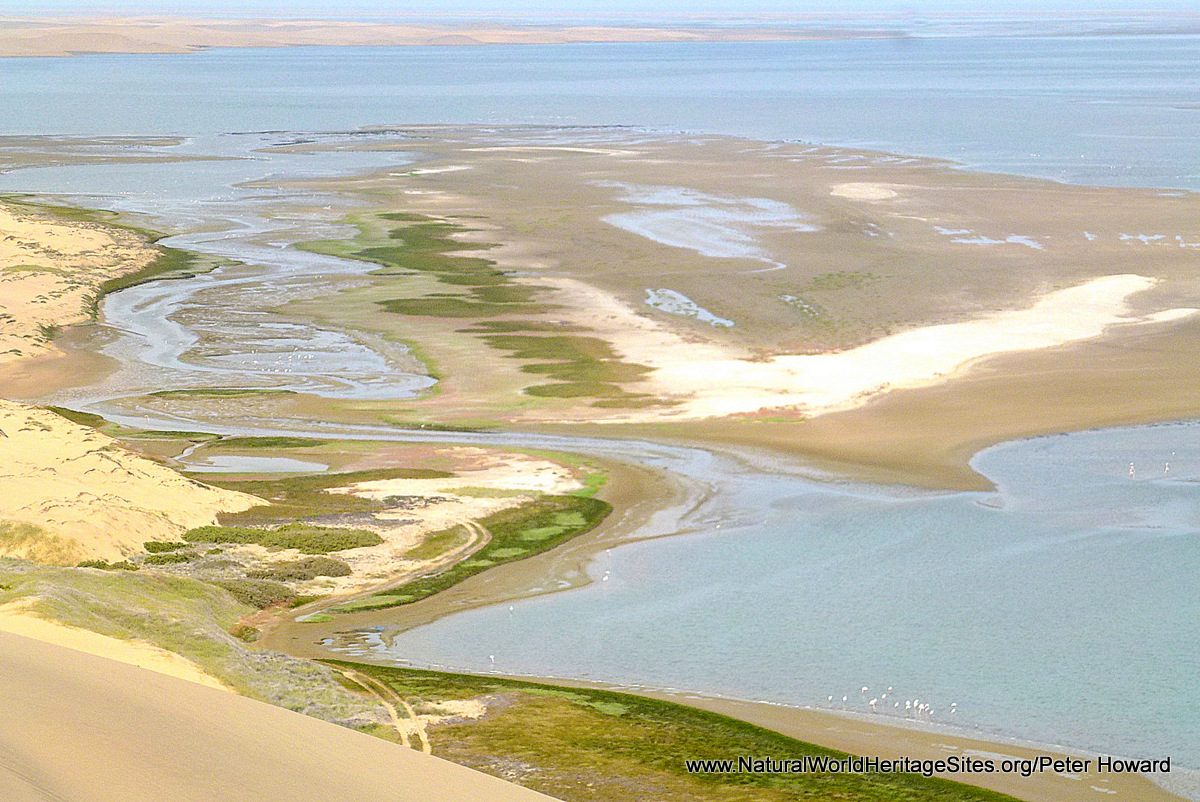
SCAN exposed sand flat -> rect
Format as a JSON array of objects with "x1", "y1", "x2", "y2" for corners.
[
  {"x1": 637, "y1": 274, "x2": 1197, "y2": 418},
  {"x1": 0, "y1": 201, "x2": 157, "y2": 365},
  {"x1": 0, "y1": 629, "x2": 557, "y2": 802},
  {"x1": 0, "y1": 17, "x2": 889, "y2": 58},
  {"x1": 0, "y1": 400, "x2": 259, "y2": 563},
  {"x1": 0, "y1": 600, "x2": 230, "y2": 691},
  {"x1": 548, "y1": 273, "x2": 1196, "y2": 420},
  {"x1": 830, "y1": 181, "x2": 899, "y2": 200}
]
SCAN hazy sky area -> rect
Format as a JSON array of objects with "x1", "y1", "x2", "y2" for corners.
[{"x1": 5, "y1": 1, "x2": 1199, "y2": 18}]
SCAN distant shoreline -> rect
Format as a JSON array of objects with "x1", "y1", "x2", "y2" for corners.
[
  {"x1": 3, "y1": 13, "x2": 1200, "y2": 59},
  {"x1": 0, "y1": 18, "x2": 896, "y2": 59}
]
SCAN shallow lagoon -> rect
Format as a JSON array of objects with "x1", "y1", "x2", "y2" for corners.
[
  {"x1": 374, "y1": 422, "x2": 1200, "y2": 766},
  {"x1": 1, "y1": 32, "x2": 1198, "y2": 773}
]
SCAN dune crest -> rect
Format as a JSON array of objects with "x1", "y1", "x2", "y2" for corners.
[{"x1": 0, "y1": 400, "x2": 260, "y2": 563}]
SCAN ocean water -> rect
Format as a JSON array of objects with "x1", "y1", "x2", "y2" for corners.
[
  {"x1": 0, "y1": 35, "x2": 1198, "y2": 770},
  {"x1": 0, "y1": 36, "x2": 1198, "y2": 189}
]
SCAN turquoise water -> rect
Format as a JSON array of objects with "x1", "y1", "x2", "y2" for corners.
[{"x1": 1, "y1": 34, "x2": 1198, "y2": 772}]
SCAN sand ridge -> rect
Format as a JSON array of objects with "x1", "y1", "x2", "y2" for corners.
[
  {"x1": 0, "y1": 201, "x2": 158, "y2": 365},
  {"x1": 0, "y1": 17, "x2": 894, "y2": 58},
  {"x1": 0, "y1": 599, "x2": 230, "y2": 691},
  {"x1": 0, "y1": 400, "x2": 260, "y2": 563}
]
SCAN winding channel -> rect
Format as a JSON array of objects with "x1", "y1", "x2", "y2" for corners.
[{"x1": 3, "y1": 135, "x2": 1198, "y2": 772}]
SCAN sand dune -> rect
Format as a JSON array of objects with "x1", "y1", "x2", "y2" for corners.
[
  {"x1": 0, "y1": 600, "x2": 230, "y2": 691},
  {"x1": 0, "y1": 400, "x2": 259, "y2": 563},
  {"x1": 0, "y1": 18, "x2": 888, "y2": 58},
  {"x1": 0, "y1": 202, "x2": 157, "y2": 365},
  {"x1": 0, "y1": 629, "x2": 556, "y2": 802}
]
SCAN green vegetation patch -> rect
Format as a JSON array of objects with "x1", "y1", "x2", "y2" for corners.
[
  {"x1": 210, "y1": 436, "x2": 326, "y2": 449},
  {"x1": 213, "y1": 578, "x2": 295, "y2": 609},
  {"x1": 332, "y1": 495, "x2": 610, "y2": 613},
  {"x1": 46, "y1": 407, "x2": 109, "y2": 429},
  {"x1": 207, "y1": 466, "x2": 452, "y2": 525},
  {"x1": 0, "y1": 520, "x2": 84, "y2": 565},
  {"x1": 183, "y1": 523, "x2": 382, "y2": 554},
  {"x1": 143, "y1": 551, "x2": 196, "y2": 565},
  {"x1": 481, "y1": 334, "x2": 652, "y2": 402},
  {"x1": 331, "y1": 661, "x2": 1020, "y2": 802},
  {"x1": 246, "y1": 555, "x2": 352, "y2": 581},
  {"x1": 98, "y1": 244, "x2": 202, "y2": 296},
  {"x1": 403, "y1": 526, "x2": 473, "y2": 563},
  {"x1": 144, "y1": 541, "x2": 189, "y2": 553},
  {"x1": 76, "y1": 559, "x2": 138, "y2": 571}
]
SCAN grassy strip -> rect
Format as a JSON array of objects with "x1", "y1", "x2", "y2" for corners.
[
  {"x1": 97, "y1": 243, "x2": 201, "y2": 295},
  {"x1": 0, "y1": 559, "x2": 380, "y2": 723},
  {"x1": 329, "y1": 495, "x2": 609, "y2": 613},
  {"x1": 206, "y1": 466, "x2": 453, "y2": 525},
  {"x1": 481, "y1": 334, "x2": 652, "y2": 402},
  {"x1": 183, "y1": 523, "x2": 382, "y2": 554},
  {"x1": 329, "y1": 661, "x2": 1021, "y2": 802},
  {"x1": 209, "y1": 436, "x2": 326, "y2": 449}
]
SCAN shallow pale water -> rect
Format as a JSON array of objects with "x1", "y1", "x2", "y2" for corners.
[
  {"x1": 370, "y1": 422, "x2": 1200, "y2": 766},
  {"x1": 2, "y1": 36, "x2": 1200, "y2": 189},
  {"x1": 0, "y1": 33, "x2": 1197, "y2": 773}
]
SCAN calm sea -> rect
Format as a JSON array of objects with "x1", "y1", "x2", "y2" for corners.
[
  {"x1": 0, "y1": 36, "x2": 1198, "y2": 189},
  {"x1": 1, "y1": 35, "x2": 1198, "y2": 771}
]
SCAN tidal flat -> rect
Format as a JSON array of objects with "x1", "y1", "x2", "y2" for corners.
[{"x1": 3, "y1": 124, "x2": 1199, "y2": 802}]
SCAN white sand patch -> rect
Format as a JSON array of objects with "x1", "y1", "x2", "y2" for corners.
[
  {"x1": 467, "y1": 146, "x2": 635, "y2": 156},
  {"x1": 409, "y1": 165, "x2": 474, "y2": 175},
  {"x1": 297, "y1": 449, "x2": 583, "y2": 595},
  {"x1": 0, "y1": 400, "x2": 260, "y2": 562},
  {"x1": 343, "y1": 449, "x2": 579, "y2": 500},
  {"x1": 0, "y1": 600, "x2": 231, "y2": 691},
  {"x1": 831, "y1": 182, "x2": 898, "y2": 201},
  {"x1": 547, "y1": 275, "x2": 1197, "y2": 422}
]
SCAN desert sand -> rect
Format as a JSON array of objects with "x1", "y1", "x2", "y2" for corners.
[
  {"x1": 0, "y1": 201, "x2": 157, "y2": 365},
  {"x1": 0, "y1": 599, "x2": 230, "y2": 691},
  {"x1": 0, "y1": 629, "x2": 556, "y2": 802},
  {"x1": 0, "y1": 17, "x2": 891, "y2": 58},
  {"x1": 0, "y1": 399, "x2": 258, "y2": 563}
]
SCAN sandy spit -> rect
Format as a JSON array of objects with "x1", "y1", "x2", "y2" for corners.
[{"x1": 564, "y1": 273, "x2": 1197, "y2": 421}]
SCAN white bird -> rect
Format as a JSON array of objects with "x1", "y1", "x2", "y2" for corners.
[
  {"x1": 489, "y1": 654, "x2": 495, "y2": 664},
  {"x1": 828, "y1": 696, "x2": 834, "y2": 703},
  {"x1": 868, "y1": 698, "x2": 878, "y2": 711},
  {"x1": 1129, "y1": 462, "x2": 1136, "y2": 479}
]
